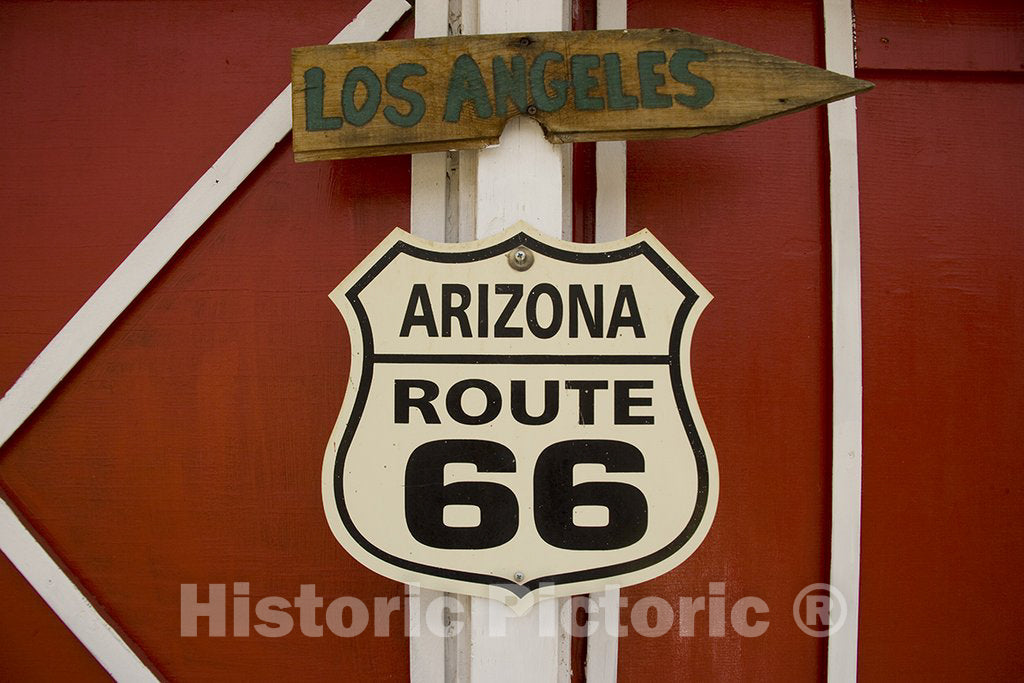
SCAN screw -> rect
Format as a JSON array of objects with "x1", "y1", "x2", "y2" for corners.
[
  {"x1": 518, "y1": 36, "x2": 532, "y2": 47},
  {"x1": 526, "y1": 104, "x2": 538, "y2": 116},
  {"x1": 513, "y1": 571, "x2": 525, "y2": 583},
  {"x1": 507, "y1": 247, "x2": 534, "y2": 271}
]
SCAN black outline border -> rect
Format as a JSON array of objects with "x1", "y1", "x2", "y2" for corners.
[{"x1": 331, "y1": 232, "x2": 710, "y2": 598}]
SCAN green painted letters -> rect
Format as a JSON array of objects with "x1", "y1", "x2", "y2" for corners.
[
  {"x1": 637, "y1": 51, "x2": 671, "y2": 109},
  {"x1": 308, "y1": 46, "x2": 716, "y2": 134},
  {"x1": 444, "y1": 54, "x2": 493, "y2": 122},
  {"x1": 669, "y1": 49, "x2": 714, "y2": 109},
  {"x1": 602, "y1": 53, "x2": 638, "y2": 110},
  {"x1": 530, "y1": 51, "x2": 568, "y2": 113},
  {"x1": 342, "y1": 66, "x2": 382, "y2": 126},
  {"x1": 570, "y1": 54, "x2": 604, "y2": 111},
  {"x1": 384, "y1": 63, "x2": 427, "y2": 127},
  {"x1": 492, "y1": 56, "x2": 528, "y2": 117},
  {"x1": 303, "y1": 67, "x2": 342, "y2": 131}
]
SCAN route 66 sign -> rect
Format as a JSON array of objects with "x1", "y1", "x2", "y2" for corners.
[{"x1": 322, "y1": 222, "x2": 718, "y2": 612}]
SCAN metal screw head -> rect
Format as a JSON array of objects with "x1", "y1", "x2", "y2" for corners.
[
  {"x1": 507, "y1": 247, "x2": 534, "y2": 271},
  {"x1": 526, "y1": 104, "x2": 539, "y2": 116},
  {"x1": 513, "y1": 571, "x2": 525, "y2": 583}
]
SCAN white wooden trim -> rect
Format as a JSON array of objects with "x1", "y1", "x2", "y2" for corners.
[
  {"x1": 454, "y1": 151, "x2": 478, "y2": 244},
  {"x1": 594, "y1": 142, "x2": 626, "y2": 244},
  {"x1": 593, "y1": 0, "x2": 627, "y2": 246},
  {"x1": 585, "y1": 1, "x2": 627, "y2": 681},
  {"x1": 0, "y1": 0, "x2": 411, "y2": 450},
  {"x1": 1, "y1": 496, "x2": 158, "y2": 681},
  {"x1": 410, "y1": 153, "x2": 448, "y2": 243},
  {"x1": 823, "y1": 1, "x2": 863, "y2": 680},
  {"x1": 0, "y1": 2, "x2": 410, "y2": 679}
]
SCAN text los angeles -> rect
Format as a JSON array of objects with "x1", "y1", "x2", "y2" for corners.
[{"x1": 303, "y1": 48, "x2": 715, "y2": 131}]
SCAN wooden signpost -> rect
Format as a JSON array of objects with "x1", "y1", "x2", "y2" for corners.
[{"x1": 292, "y1": 28, "x2": 872, "y2": 161}]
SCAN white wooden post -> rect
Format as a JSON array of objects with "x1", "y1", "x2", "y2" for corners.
[{"x1": 585, "y1": 1, "x2": 628, "y2": 679}]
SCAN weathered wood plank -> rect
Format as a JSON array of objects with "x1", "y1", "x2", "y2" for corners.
[{"x1": 292, "y1": 28, "x2": 872, "y2": 160}]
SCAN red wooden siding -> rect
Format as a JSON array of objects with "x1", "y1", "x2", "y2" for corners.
[
  {"x1": 0, "y1": 551, "x2": 111, "y2": 681},
  {"x1": 0, "y1": 2, "x2": 414, "y2": 679},
  {"x1": 856, "y1": 0, "x2": 1024, "y2": 677},
  {"x1": 618, "y1": 1, "x2": 832, "y2": 679}
]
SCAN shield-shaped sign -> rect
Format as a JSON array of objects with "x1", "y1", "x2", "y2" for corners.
[{"x1": 323, "y1": 223, "x2": 718, "y2": 612}]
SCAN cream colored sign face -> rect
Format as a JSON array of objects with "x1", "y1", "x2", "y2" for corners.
[{"x1": 323, "y1": 223, "x2": 718, "y2": 613}]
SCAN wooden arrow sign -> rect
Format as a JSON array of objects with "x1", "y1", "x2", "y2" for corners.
[{"x1": 292, "y1": 28, "x2": 872, "y2": 161}]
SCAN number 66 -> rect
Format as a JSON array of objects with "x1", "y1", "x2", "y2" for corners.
[{"x1": 404, "y1": 439, "x2": 648, "y2": 551}]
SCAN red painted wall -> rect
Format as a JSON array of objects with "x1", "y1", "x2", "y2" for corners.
[
  {"x1": 619, "y1": 1, "x2": 833, "y2": 678},
  {"x1": 0, "y1": 2, "x2": 414, "y2": 679},
  {"x1": 856, "y1": 0, "x2": 1024, "y2": 678}
]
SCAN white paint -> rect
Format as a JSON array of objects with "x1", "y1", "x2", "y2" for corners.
[
  {"x1": 455, "y1": 151, "x2": 478, "y2": 244},
  {"x1": 595, "y1": 142, "x2": 626, "y2": 244},
  {"x1": 407, "y1": 584, "x2": 445, "y2": 682},
  {"x1": 597, "y1": 0, "x2": 626, "y2": 29},
  {"x1": 476, "y1": 0, "x2": 567, "y2": 34},
  {"x1": 470, "y1": 597, "x2": 569, "y2": 682},
  {"x1": 411, "y1": 153, "x2": 448, "y2": 243},
  {"x1": 593, "y1": 0, "x2": 628, "y2": 246},
  {"x1": 476, "y1": 118, "x2": 570, "y2": 239},
  {"x1": 0, "y1": 1, "x2": 410, "y2": 678},
  {"x1": 824, "y1": 1, "x2": 863, "y2": 681},
  {"x1": 586, "y1": 2, "x2": 626, "y2": 680},
  {"x1": 0, "y1": 497, "x2": 158, "y2": 681},
  {"x1": 584, "y1": 587, "x2": 621, "y2": 683}
]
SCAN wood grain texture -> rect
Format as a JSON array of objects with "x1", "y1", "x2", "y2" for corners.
[
  {"x1": 1, "y1": 144, "x2": 415, "y2": 681},
  {"x1": 856, "y1": 0, "x2": 1023, "y2": 72},
  {"x1": 0, "y1": 550, "x2": 112, "y2": 682},
  {"x1": 0, "y1": 1, "x2": 416, "y2": 679},
  {"x1": 0, "y1": 0, "x2": 410, "y2": 453},
  {"x1": 857, "y1": 72, "x2": 1024, "y2": 680},
  {"x1": 292, "y1": 28, "x2": 871, "y2": 160},
  {"x1": 617, "y1": 1, "x2": 833, "y2": 680}
]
